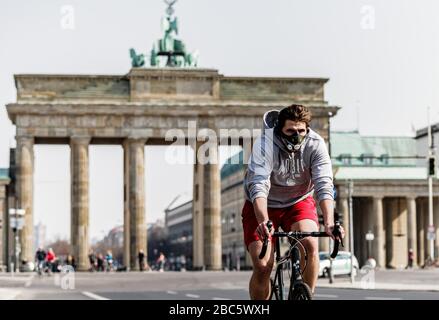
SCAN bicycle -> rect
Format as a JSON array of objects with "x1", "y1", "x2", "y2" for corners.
[
  {"x1": 35, "y1": 260, "x2": 45, "y2": 277},
  {"x1": 259, "y1": 220, "x2": 343, "y2": 300}
]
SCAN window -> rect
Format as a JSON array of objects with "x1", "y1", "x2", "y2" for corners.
[
  {"x1": 380, "y1": 154, "x2": 389, "y2": 165},
  {"x1": 338, "y1": 154, "x2": 351, "y2": 165},
  {"x1": 360, "y1": 153, "x2": 374, "y2": 165}
]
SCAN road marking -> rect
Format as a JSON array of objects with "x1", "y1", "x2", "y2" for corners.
[
  {"x1": 365, "y1": 297, "x2": 402, "y2": 300},
  {"x1": 24, "y1": 274, "x2": 35, "y2": 288},
  {"x1": 212, "y1": 297, "x2": 231, "y2": 300},
  {"x1": 185, "y1": 294, "x2": 200, "y2": 298},
  {"x1": 314, "y1": 294, "x2": 338, "y2": 298},
  {"x1": 82, "y1": 291, "x2": 110, "y2": 300},
  {"x1": 167, "y1": 290, "x2": 177, "y2": 295},
  {"x1": 0, "y1": 276, "x2": 31, "y2": 282},
  {"x1": 0, "y1": 289, "x2": 22, "y2": 300}
]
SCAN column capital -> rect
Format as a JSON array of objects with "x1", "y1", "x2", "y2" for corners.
[
  {"x1": 70, "y1": 136, "x2": 91, "y2": 145},
  {"x1": 372, "y1": 195, "x2": 384, "y2": 200},
  {"x1": 16, "y1": 135, "x2": 34, "y2": 146},
  {"x1": 123, "y1": 137, "x2": 147, "y2": 146},
  {"x1": 405, "y1": 195, "x2": 417, "y2": 201}
]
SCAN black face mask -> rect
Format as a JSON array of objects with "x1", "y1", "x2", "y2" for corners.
[{"x1": 277, "y1": 130, "x2": 307, "y2": 153}]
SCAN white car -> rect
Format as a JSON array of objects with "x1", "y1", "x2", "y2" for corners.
[{"x1": 318, "y1": 251, "x2": 359, "y2": 278}]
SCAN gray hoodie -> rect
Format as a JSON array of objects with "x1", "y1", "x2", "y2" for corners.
[{"x1": 244, "y1": 110, "x2": 334, "y2": 208}]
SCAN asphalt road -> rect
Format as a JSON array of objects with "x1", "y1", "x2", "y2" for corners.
[{"x1": 0, "y1": 271, "x2": 438, "y2": 300}]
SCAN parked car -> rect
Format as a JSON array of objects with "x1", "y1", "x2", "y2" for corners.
[{"x1": 318, "y1": 251, "x2": 359, "y2": 278}]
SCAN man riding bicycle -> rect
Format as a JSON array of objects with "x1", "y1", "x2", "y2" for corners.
[
  {"x1": 242, "y1": 104, "x2": 345, "y2": 300},
  {"x1": 35, "y1": 247, "x2": 46, "y2": 275}
]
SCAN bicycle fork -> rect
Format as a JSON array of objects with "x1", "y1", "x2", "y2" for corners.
[{"x1": 291, "y1": 245, "x2": 303, "y2": 283}]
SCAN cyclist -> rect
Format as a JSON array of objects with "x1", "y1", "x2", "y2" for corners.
[
  {"x1": 242, "y1": 104, "x2": 344, "y2": 300},
  {"x1": 105, "y1": 250, "x2": 114, "y2": 272},
  {"x1": 45, "y1": 248, "x2": 56, "y2": 275},
  {"x1": 35, "y1": 247, "x2": 46, "y2": 275}
]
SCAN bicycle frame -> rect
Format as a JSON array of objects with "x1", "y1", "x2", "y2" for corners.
[
  {"x1": 270, "y1": 232, "x2": 309, "y2": 300},
  {"x1": 268, "y1": 228, "x2": 341, "y2": 300}
]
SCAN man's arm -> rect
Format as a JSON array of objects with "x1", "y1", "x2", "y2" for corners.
[
  {"x1": 309, "y1": 139, "x2": 336, "y2": 236},
  {"x1": 253, "y1": 197, "x2": 273, "y2": 241},
  {"x1": 245, "y1": 134, "x2": 275, "y2": 240},
  {"x1": 320, "y1": 199, "x2": 335, "y2": 239},
  {"x1": 245, "y1": 134, "x2": 274, "y2": 203}
]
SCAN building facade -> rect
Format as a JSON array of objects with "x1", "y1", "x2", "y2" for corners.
[
  {"x1": 33, "y1": 222, "x2": 47, "y2": 251},
  {"x1": 165, "y1": 196, "x2": 193, "y2": 267},
  {"x1": 0, "y1": 168, "x2": 10, "y2": 270},
  {"x1": 332, "y1": 131, "x2": 439, "y2": 268}
]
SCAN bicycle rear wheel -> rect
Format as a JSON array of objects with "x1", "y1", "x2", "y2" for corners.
[{"x1": 289, "y1": 282, "x2": 312, "y2": 300}]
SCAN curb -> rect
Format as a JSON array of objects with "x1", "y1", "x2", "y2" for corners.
[{"x1": 317, "y1": 282, "x2": 439, "y2": 292}]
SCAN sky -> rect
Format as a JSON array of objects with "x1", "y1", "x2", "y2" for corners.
[{"x1": 1, "y1": 0, "x2": 439, "y2": 242}]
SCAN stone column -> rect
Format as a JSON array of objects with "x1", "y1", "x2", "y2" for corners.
[
  {"x1": 123, "y1": 141, "x2": 130, "y2": 270},
  {"x1": 434, "y1": 197, "x2": 439, "y2": 259},
  {"x1": 417, "y1": 198, "x2": 425, "y2": 265},
  {"x1": 124, "y1": 138, "x2": 146, "y2": 270},
  {"x1": 192, "y1": 141, "x2": 204, "y2": 269},
  {"x1": 372, "y1": 196, "x2": 386, "y2": 268},
  {"x1": 202, "y1": 143, "x2": 222, "y2": 270},
  {"x1": 423, "y1": 198, "x2": 429, "y2": 262},
  {"x1": 16, "y1": 136, "x2": 34, "y2": 267},
  {"x1": 0, "y1": 184, "x2": 6, "y2": 267},
  {"x1": 70, "y1": 136, "x2": 91, "y2": 271},
  {"x1": 406, "y1": 196, "x2": 417, "y2": 267},
  {"x1": 338, "y1": 196, "x2": 350, "y2": 251}
]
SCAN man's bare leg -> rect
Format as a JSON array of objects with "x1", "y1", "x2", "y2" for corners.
[
  {"x1": 248, "y1": 240, "x2": 275, "y2": 300},
  {"x1": 289, "y1": 219, "x2": 319, "y2": 294}
]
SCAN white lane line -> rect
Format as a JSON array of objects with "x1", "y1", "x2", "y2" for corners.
[
  {"x1": 314, "y1": 294, "x2": 338, "y2": 298},
  {"x1": 0, "y1": 289, "x2": 22, "y2": 300},
  {"x1": 167, "y1": 290, "x2": 177, "y2": 295},
  {"x1": 365, "y1": 297, "x2": 402, "y2": 300},
  {"x1": 212, "y1": 297, "x2": 231, "y2": 300},
  {"x1": 82, "y1": 291, "x2": 110, "y2": 300},
  {"x1": 24, "y1": 274, "x2": 35, "y2": 288},
  {"x1": 185, "y1": 294, "x2": 200, "y2": 299}
]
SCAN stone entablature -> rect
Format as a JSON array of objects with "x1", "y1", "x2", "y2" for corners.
[{"x1": 14, "y1": 68, "x2": 330, "y2": 105}]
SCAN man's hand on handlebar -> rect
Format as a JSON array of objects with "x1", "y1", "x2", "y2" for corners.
[
  {"x1": 324, "y1": 223, "x2": 345, "y2": 241},
  {"x1": 256, "y1": 220, "x2": 274, "y2": 242}
]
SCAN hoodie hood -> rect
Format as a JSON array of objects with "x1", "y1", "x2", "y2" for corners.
[
  {"x1": 262, "y1": 109, "x2": 289, "y2": 153},
  {"x1": 263, "y1": 109, "x2": 311, "y2": 154},
  {"x1": 263, "y1": 109, "x2": 280, "y2": 130}
]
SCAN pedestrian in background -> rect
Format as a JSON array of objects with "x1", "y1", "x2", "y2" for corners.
[{"x1": 138, "y1": 249, "x2": 145, "y2": 271}]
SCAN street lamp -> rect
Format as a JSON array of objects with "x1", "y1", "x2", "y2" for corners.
[
  {"x1": 9, "y1": 208, "x2": 25, "y2": 273},
  {"x1": 365, "y1": 231, "x2": 377, "y2": 269},
  {"x1": 365, "y1": 231, "x2": 374, "y2": 258}
]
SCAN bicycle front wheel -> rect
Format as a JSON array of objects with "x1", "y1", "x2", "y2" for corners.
[{"x1": 289, "y1": 282, "x2": 312, "y2": 300}]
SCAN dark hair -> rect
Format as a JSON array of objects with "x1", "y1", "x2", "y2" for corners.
[{"x1": 276, "y1": 104, "x2": 312, "y2": 131}]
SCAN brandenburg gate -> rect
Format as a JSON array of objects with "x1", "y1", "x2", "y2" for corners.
[{"x1": 6, "y1": 68, "x2": 338, "y2": 271}]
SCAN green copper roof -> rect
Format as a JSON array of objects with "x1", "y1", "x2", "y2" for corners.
[
  {"x1": 331, "y1": 131, "x2": 417, "y2": 167},
  {"x1": 0, "y1": 168, "x2": 9, "y2": 180},
  {"x1": 221, "y1": 151, "x2": 244, "y2": 179},
  {"x1": 334, "y1": 166, "x2": 428, "y2": 180}
]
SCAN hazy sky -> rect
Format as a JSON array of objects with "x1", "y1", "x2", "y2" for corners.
[{"x1": 1, "y1": 0, "x2": 439, "y2": 242}]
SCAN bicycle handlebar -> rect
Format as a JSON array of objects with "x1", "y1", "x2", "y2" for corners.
[
  {"x1": 258, "y1": 220, "x2": 343, "y2": 260},
  {"x1": 258, "y1": 221, "x2": 273, "y2": 259}
]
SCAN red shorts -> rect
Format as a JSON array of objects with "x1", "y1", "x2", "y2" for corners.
[{"x1": 241, "y1": 195, "x2": 319, "y2": 249}]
